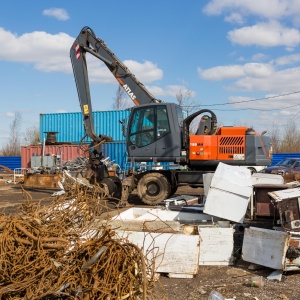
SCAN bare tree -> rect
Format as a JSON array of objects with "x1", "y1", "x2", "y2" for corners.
[
  {"x1": 269, "y1": 122, "x2": 281, "y2": 153},
  {"x1": 176, "y1": 89, "x2": 201, "y2": 133},
  {"x1": 277, "y1": 120, "x2": 300, "y2": 153},
  {"x1": 112, "y1": 86, "x2": 131, "y2": 110},
  {"x1": 1, "y1": 111, "x2": 22, "y2": 156},
  {"x1": 269, "y1": 119, "x2": 300, "y2": 153},
  {"x1": 24, "y1": 125, "x2": 40, "y2": 146}
]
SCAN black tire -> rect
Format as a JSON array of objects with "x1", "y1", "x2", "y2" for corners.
[
  {"x1": 168, "y1": 185, "x2": 178, "y2": 198},
  {"x1": 247, "y1": 167, "x2": 257, "y2": 175},
  {"x1": 100, "y1": 177, "x2": 117, "y2": 198},
  {"x1": 137, "y1": 173, "x2": 170, "y2": 205},
  {"x1": 100, "y1": 176, "x2": 123, "y2": 199},
  {"x1": 110, "y1": 175, "x2": 122, "y2": 199}
]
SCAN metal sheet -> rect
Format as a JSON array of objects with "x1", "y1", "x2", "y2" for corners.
[
  {"x1": 252, "y1": 173, "x2": 284, "y2": 185},
  {"x1": 242, "y1": 227, "x2": 289, "y2": 270},
  {"x1": 203, "y1": 163, "x2": 252, "y2": 223},
  {"x1": 199, "y1": 228, "x2": 234, "y2": 266},
  {"x1": 40, "y1": 110, "x2": 130, "y2": 144},
  {"x1": 268, "y1": 187, "x2": 300, "y2": 202},
  {"x1": 115, "y1": 230, "x2": 200, "y2": 276}
]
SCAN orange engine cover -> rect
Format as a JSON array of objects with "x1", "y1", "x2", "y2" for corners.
[{"x1": 189, "y1": 134, "x2": 246, "y2": 161}]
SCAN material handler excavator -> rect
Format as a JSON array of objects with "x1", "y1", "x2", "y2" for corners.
[{"x1": 70, "y1": 26, "x2": 272, "y2": 205}]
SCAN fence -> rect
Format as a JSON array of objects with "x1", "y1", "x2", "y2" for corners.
[{"x1": 13, "y1": 168, "x2": 29, "y2": 184}]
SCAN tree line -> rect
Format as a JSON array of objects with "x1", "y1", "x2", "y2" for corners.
[{"x1": 1, "y1": 91, "x2": 299, "y2": 156}]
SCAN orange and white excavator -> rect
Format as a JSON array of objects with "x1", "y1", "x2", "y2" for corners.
[{"x1": 70, "y1": 26, "x2": 272, "y2": 205}]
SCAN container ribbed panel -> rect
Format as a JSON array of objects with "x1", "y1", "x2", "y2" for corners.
[
  {"x1": 40, "y1": 110, "x2": 131, "y2": 144},
  {"x1": 101, "y1": 142, "x2": 127, "y2": 170},
  {"x1": 271, "y1": 153, "x2": 300, "y2": 166},
  {"x1": 0, "y1": 156, "x2": 21, "y2": 170}
]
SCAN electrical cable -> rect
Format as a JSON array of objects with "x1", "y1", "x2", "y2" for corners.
[
  {"x1": 198, "y1": 103, "x2": 300, "y2": 112},
  {"x1": 182, "y1": 90, "x2": 300, "y2": 108}
]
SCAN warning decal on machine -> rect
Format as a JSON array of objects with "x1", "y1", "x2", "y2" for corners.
[{"x1": 233, "y1": 154, "x2": 245, "y2": 160}]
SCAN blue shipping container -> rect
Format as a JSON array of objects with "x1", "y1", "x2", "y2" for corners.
[
  {"x1": 0, "y1": 156, "x2": 21, "y2": 171},
  {"x1": 100, "y1": 142, "x2": 179, "y2": 173},
  {"x1": 101, "y1": 142, "x2": 127, "y2": 171},
  {"x1": 40, "y1": 110, "x2": 131, "y2": 144},
  {"x1": 271, "y1": 153, "x2": 300, "y2": 166}
]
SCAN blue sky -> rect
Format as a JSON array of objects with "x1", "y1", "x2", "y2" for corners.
[{"x1": 1, "y1": 0, "x2": 300, "y2": 148}]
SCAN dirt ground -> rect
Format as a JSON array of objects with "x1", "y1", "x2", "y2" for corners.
[{"x1": 0, "y1": 175, "x2": 300, "y2": 300}]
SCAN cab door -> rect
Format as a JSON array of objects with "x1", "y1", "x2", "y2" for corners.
[
  {"x1": 127, "y1": 104, "x2": 182, "y2": 161},
  {"x1": 127, "y1": 106, "x2": 156, "y2": 160}
]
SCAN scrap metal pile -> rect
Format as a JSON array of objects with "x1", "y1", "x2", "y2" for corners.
[{"x1": 0, "y1": 175, "x2": 162, "y2": 300}]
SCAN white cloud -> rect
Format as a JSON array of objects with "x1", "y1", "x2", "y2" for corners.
[
  {"x1": 228, "y1": 94, "x2": 300, "y2": 122},
  {"x1": 198, "y1": 60, "x2": 300, "y2": 94},
  {"x1": 224, "y1": 13, "x2": 244, "y2": 25},
  {"x1": 0, "y1": 27, "x2": 164, "y2": 85},
  {"x1": 0, "y1": 28, "x2": 190, "y2": 111},
  {"x1": 124, "y1": 60, "x2": 163, "y2": 83},
  {"x1": 147, "y1": 85, "x2": 196, "y2": 98},
  {"x1": 0, "y1": 112, "x2": 15, "y2": 118},
  {"x1": 274, "y1": 53, "x2": 300, "y2": 65},
  {"x1": 198, "y1": 65, "x2": 244, "y2": 81},
  {"x1": 252, "y1": 53, "x2": 267, "y2": 62},
  {"x1": 43, "y1": 8, "x2": 70, "y2": 21},
  {"x1": 237, "y1": 56, "x2": 246, "y2": 62},
  {"x1": 228, "y1": 21, "x2": 300, "y2": 48},
  {"x1": 233, "y1": 66, "x2": 300, "y2": 92},
  {"x1": 203, "y1": 0, "x2": 300, "y2": 20},
  {"x1": 86, "y1": 56, "x2": 163, "y2": 84},
  {"x1": 0, "y1": 28, "x2": 73, "y2": 72},
  {"x1": 198, "y1": 63, "x2": 273, "y2": 81},
  {"x1": 243, "y1": 63, "x2": 274, "y2": 77}
]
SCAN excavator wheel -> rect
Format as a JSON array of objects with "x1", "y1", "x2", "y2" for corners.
[
  {"x1": 99, "y1": 177, "x2": 118, "y2": 199},
  {"x1": 168, "y1": 185, "x2": 178, "y2": 198},
  {"x1": 137, "y1": 172, "x2": 170, "y2": 205},
  {"x1": 109, "y1": 175, "x2": 122, "y2": 199}
]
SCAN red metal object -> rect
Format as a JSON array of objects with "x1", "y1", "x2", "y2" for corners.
[
  {"x1": 21, "y1": 145, "x2": 89, "y2": 169},
  {"x1": 254, "y1": 184, "x2": 288, "y2": 217}
]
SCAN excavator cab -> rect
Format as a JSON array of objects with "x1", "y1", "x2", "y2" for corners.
[{"x1": 126, "y1": 103, "x2": 185, "y2": 163}]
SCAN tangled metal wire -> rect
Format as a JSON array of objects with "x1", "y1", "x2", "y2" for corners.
[{"x1": 0, "y1": 175, "x2": 164, "y2": 299}]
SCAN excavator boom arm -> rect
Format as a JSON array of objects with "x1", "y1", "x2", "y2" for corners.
[{"x1": 70, "y1": 26, "x2": 161, "y2": 143}]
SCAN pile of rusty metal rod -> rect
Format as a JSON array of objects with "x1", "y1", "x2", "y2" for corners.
[{"x1": 0, "y1": 181, "x2": 163, "y2": 299}]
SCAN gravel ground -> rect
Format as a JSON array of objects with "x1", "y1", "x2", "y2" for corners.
[{"x1": 0, "y1": 179, "x2": 299, "y2": 300}]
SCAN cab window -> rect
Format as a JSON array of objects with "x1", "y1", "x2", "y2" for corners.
[{"x1": 128, "y1": 106, "x2": 170, "y2": 147}]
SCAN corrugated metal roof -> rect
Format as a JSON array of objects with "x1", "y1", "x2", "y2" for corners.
[
  {"x1": 40, "y1": 110, "x2": 131, "y2": 144},
  {"x1": 271, "y1": 153, "x2": 300, "y2": 166},
  {"x1": 0, "y1": 156, "x2": 21, "y2": 170}
]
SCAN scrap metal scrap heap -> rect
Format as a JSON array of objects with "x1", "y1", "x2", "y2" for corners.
[{"x1": 0, "y1": 174, "x2": 163, "y2": 300}]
